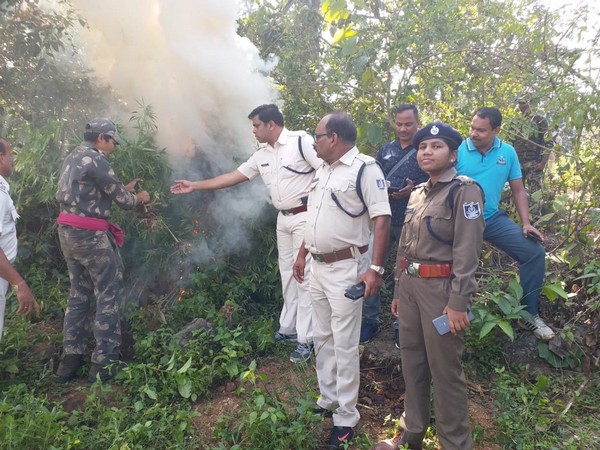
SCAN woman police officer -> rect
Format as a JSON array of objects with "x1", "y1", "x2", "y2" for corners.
[{"x1": 374, "y1": 122, "x2": 485, "y2": 450}]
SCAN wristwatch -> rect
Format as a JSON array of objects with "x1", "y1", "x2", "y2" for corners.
[{"x1": 369, "y1": 264, "x2": 385, "y2": 275}]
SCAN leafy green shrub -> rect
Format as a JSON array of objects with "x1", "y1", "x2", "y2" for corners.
[
  {"x1": 0, "y1": 384, "x2": 70, "y2": 449},
  {"x1": 492, "y1": 367, "x2": 600, "y2": 449},
  {"x1": 212, "y1": 364, "x2": 323, "y2": 450},
  {"x1": 0, "y1": 383, "x2": 202, "y2": 449},
  {"x1": 0, "y1": 315, "x2": 38, "y2": 383}
]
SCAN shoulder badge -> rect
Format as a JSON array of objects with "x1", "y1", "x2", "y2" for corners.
[
  {"x1": 463, "y1": 202, "x2": 482, "y2": 219},
  {"x1": 454, "y1": 175, "x2": 474, "y2": 185}
]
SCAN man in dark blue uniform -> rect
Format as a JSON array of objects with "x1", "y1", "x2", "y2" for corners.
[{"x1": 360, "y1": 105, "x2": 428, "y2": 344}]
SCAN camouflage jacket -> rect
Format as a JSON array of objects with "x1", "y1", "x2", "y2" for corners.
[
  {"x1": 510, "y1": 113, "x2": 550, "y2": 162},
  {"x1": 56, "y1": 143, "x2": 137, "y2": 219}
]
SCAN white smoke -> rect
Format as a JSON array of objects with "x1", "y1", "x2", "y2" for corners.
[
  {"x1": 69, "y1": 0, "x2": 276, "y2": 157},
  {"x1": 66, "y1": 0, "x2": 279, "y2": 261}
]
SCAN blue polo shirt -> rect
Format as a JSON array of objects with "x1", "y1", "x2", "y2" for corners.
[{"x1": 456, "y1": 136, "x2": 522, "y2": 220}]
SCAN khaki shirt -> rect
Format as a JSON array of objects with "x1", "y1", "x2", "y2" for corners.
[
  {"x1": 237, "y1": 128, "x2": 321, "y2": 210},
  {"x1": 395, "y1": 167, "x2": 484, "y2": 311},
  {"x1": 304, "y1": 147, "x2": 391, "y2": 253}
]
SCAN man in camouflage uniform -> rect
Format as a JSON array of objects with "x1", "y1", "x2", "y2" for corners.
[
  {"x1": 55, "y1": 118, "x2": 150, "y2": 383},
  {"x1": 511, "y1": 98, "x2": 552, "y2": 193}
]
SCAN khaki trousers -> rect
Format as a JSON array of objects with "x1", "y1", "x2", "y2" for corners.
[
  {"x1": 276, "y1": 211, "x2": 313, "y2": 344},
  {"x1": 310, "y1": 250, "x2": 369, "y2": 427},
  {"x1": 398, "y1": 274, "x2": 473, "y2": 450}
]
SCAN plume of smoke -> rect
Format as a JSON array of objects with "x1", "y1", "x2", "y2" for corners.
[
  {"x1": 70, "y1": 0, "x2": 276, "y2": 158},
  {"x1": 69, "y1": 0, "x2": 279, "y2": 264}
]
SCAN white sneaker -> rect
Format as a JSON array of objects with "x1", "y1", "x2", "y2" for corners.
[{"x1": 523, "y1": 315, "x2": 555, "y2": 340}]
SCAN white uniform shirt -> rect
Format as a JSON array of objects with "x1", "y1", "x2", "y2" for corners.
[
  {"x1": 237, "y1": 128, "x2": 321, "y2": 210},
  {"x1": 0, "y1": 175, "x2": 18, "y2": 262},
  {"x1": 304, "y1": 147, "x2": 391, "y2": 253}
]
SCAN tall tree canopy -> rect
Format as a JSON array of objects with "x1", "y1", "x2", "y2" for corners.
[{"x1": 238, "y1": 0, "x2": 599, "y2": 151}]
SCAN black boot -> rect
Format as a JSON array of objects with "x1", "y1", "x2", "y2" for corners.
[
  {"x1": 88, "y1": 361, "x2": 126, "y2": 383},
  {"x1": 55, "y1": 354, "x2": 85, "y2": 384}
]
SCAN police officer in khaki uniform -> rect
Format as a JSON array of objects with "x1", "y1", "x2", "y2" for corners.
[
  {"x1": 171, "y1": 104, "x2": 321, "y2": 363},
  {"x1": 0, "y1": 138, "x2": 40, "y2": 341},
  {"x1": 293, "y1": 112, "x2": 391, "y2": 449},
  {"x1": 374, "y1": 122, "x2": 484, "y2": 450}
]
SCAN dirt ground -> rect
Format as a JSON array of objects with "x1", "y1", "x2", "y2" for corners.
[
  {"x1": 29, "y1": 308, "x2": 559, "y2": 449},
  {"x1": 194, "y1": 320, "x2": 503, "y2": 450}
]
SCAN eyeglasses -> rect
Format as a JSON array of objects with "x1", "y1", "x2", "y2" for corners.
[
  {"x1": 107, "y1": 135, "x2": 119, "y2": 146},
  {"x1": 313, "y1": 133, "x2": 333, "y2": 142}
]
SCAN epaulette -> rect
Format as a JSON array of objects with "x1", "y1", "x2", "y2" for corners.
[
  {"x1": 453, "y1": 175, "x2": 475, "y2": 185},
  {"x1": 355, "y1": 153, "x2": 377, "y2": 165},
  {"x1": 287, "y1": 130, "x2": 308, "y2": 137}
]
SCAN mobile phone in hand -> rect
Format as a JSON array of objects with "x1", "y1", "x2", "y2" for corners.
[
  {"x1": 388, "y1": 178, "x2": 408, "y2": 194},
  {"x1": 527, "y1": 232, "x2": 543, "y2": 244},
  {"x1": 432, "y1": 310, "x2": 475, "y2": 335},
  {"x1": 344, "y1": 282, "x2": 366, "y2": 301}
]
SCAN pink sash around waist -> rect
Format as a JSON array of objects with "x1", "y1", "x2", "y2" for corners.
[{"x1": 57, "y1": 212, "x2": 124, "y2": 247}]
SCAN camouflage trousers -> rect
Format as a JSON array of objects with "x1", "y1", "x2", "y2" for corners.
[
  {"x1": 520, "y1": 161, "x2": 544, "y2": 194},
  {"x1": 58, "y1": 225, "x2": 124, "y2": 366}
]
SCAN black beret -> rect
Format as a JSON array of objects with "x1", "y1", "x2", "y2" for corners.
[{"x1": 413, "y1": 121, "x2": 463, "y2": 150}]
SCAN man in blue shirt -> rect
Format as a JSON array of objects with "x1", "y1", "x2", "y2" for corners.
[
  {"x1": 360, "y1": 104, "x2": 428, "y2": 344},
  {"x1": 456, "y1": 107, "x2": 554, "y2": 340}
]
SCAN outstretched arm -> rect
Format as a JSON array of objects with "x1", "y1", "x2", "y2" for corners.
[{"x1": 170, "y1": 170, "x2": 249, "y2": 194}]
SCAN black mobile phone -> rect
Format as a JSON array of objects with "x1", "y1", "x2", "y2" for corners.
[
  {"x1": 388, "y1": 178, "x2": 408, "y2": 193},
  {"x1": 527, "y1": 232, "x2": 543, "y2": 244},
  {"x1": 432, "y1": 310, "x2": 475, "y2": 335},
  {"x1": 344, "y1": 282, "x2": 366, "y2": 301}
]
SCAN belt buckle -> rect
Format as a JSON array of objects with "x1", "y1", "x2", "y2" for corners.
[
  {"x1": 312, "y1": 253, "x2": 325, "y2": 263},
  {"x1": 281, "y1": 209, "x2": 292, "y2": 216},
  {"x1": 407, "y1": 262, "x2": 420, "y2": 277}
]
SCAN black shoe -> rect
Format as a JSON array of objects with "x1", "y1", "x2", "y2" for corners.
[
  {"x1": 312, "y1": 406, "x2": 334, "y2": 418},
  {"x1": 359, "y1": 322, "x2": 380, "y2": 344},
  {"x1": 327, "y1": 425, "x2": 355, "y2": 449},
  {"x1": 88, "y1": 361, "x2": 125, "y2": 383},
  {"x1": 55, "y1": 354, "x2": 85, "y2": 384}
]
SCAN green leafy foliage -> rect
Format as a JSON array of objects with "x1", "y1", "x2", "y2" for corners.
[
  {"x1": 472, "y1": 277, "x2": 528, "y2": 342},
  {"x1": 492, "y1": 367, "x2": 600, "y2": 449},
  {"x1": 212, "y1": 364, "x2": 323, "y2": 450},
  {"x1": 0, "y1": 0, "x2": 599, "y2": 448},
  {"x1": 0, "y1": 383, "x2": 202, "y2": 449}
]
